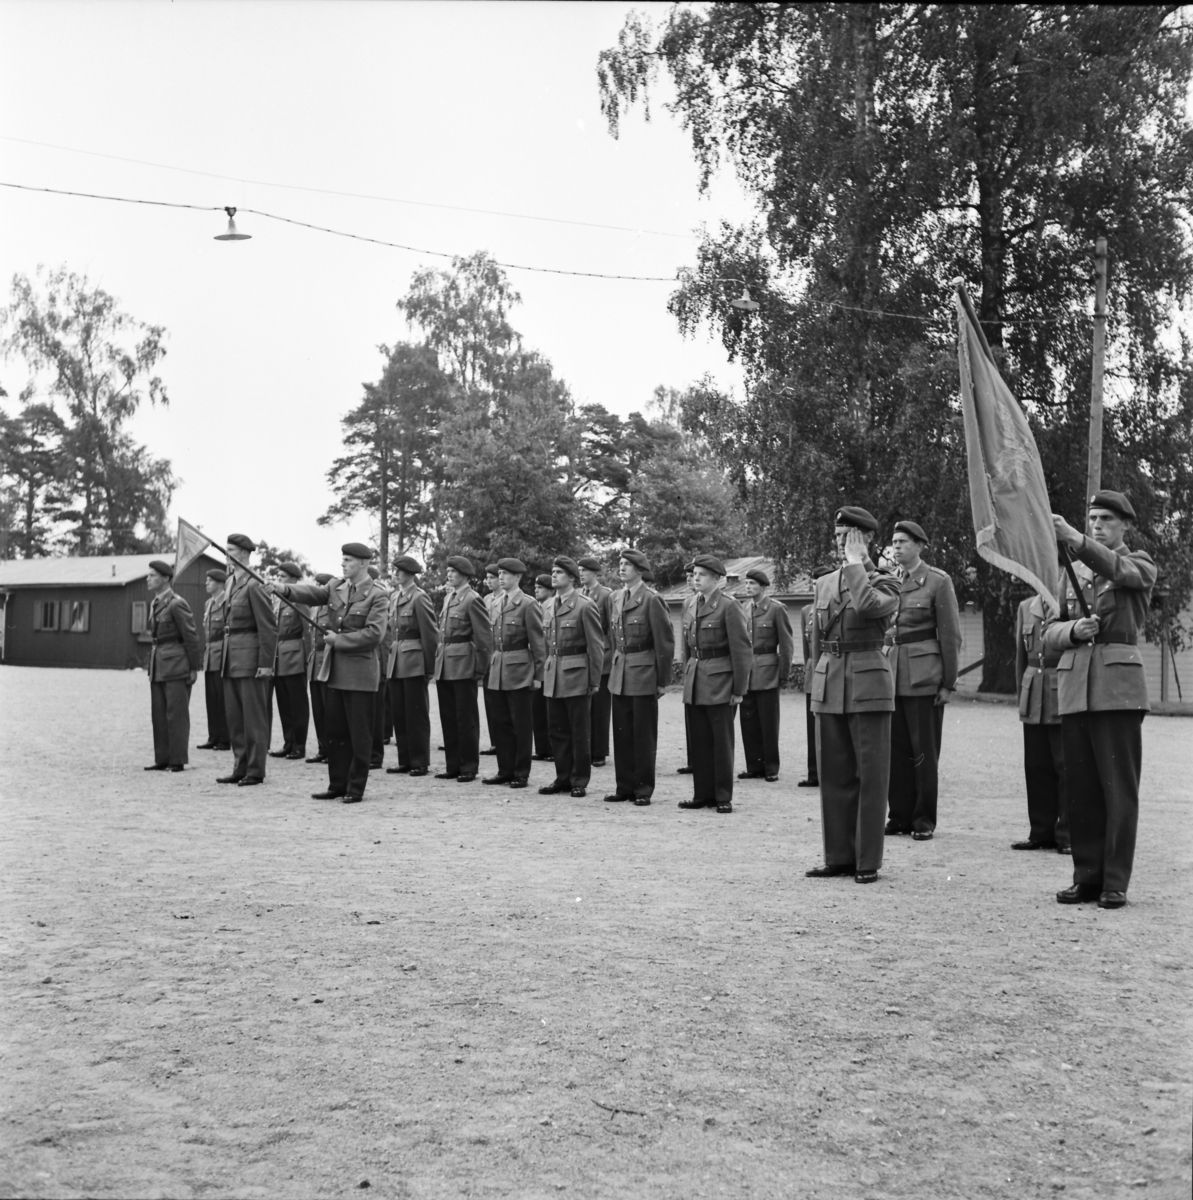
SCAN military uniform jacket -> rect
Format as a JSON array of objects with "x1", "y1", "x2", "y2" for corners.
[
  {"x1": 885, "y1": 564, "x2": 962, "y2": 696},
  {"x1": 221, "y1": 572, "x2": 279, "y2": 678},
  {"x1": 387, "y1": 585, "x2": 439, "y2": 679},
  {"x1": 273, "y1": 598, "x2": 312, "y2": 678},
  {"x1": 681, "y1": 590, "x2": 752, "y2": 704},
  {"x1": 608, "y1": 583, "x2": 675, "y2": 696},
  {"x1": 433, "y1": 585, "x2": 492, "y2": 682},
  {"x1": 744, "y1": 595, "x2": 795, "y2": 692},
  {"x1": 1043, "y1": 537, "x2": 1157, "y2": 714},
  {"x1": 307, "y1": 604, "x2": 328, "y2": 682},
  {"x1": 809, "y1": 563, "x2": 900, "y2": 715},
  {"x1": 149, "y1": 588, "x2": 201, "y2": 682},
  {"x1": 202, "y1": 591, "x2": 226, "y2": 673},
  {"x1": 542, "y1": 590, "x2": 604, "y2": 698},
  {"x1": 582, "y1": 582, "x2": 615, "y2": 676},
  {"x1": 284, "y1": 577, "x2": 389, "y2": 692},
  {"x1": 487, "y1": 589, "x2": 546, "y2": 691},
  {"x1": 1015, "y1": 595, "x2": 1061, "y2": 725},
  {"x1": 801, "y1": 603, "x2": 816, "y2": 693}
]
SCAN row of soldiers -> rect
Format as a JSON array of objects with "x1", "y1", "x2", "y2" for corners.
[{"x1": 141, "y1": 486, "x2": 1154, "y2": 905}]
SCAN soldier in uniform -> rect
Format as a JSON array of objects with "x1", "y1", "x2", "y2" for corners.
[
  {"x1": 578, "y1": 557, "x2": 614, "y2": 768},
  {"x1": 531, "y1": 574, "x2": 555, "y2": 760},
  {"x1": 384, "y1": 555, "x2": 439, "y2": 778},
  {"x1": 368, "y1": 565, "x2": 391, "y2": 769},
  {"x1": 806, "y1": 508, "x2": 900, "y2": 883},
  {"x1": 884, "y1": 521, "x2": 962, "y2": 840},
  {"x1": 306, "y1": 573, "x2": 333, "y2": 764},
  {"x1": 605, "y1": 549, "x2": 675, "y2": 806},
  {"x1": 479, "y1": 564, "x2": 503, "y2": 758},
  {"x1": 197, "y1": 568, "x2": 230, "y2": 751},
  {"x1": 1012, "y1": 590, "x2": 1070, "y2": 853},
  {"x1": 1046, "y1": 491, "x2": 1156, "y2": 909},
  {"x1": 738, "y1": 567, "x2": 795, "y2": 782},
  {"x1": 268, "y1": 561, "x2": 312, "y2": 761},
  {"x1": 677, "y1": 561, "x2": 697, "y2": 774},
  {"x1": 678, "y1": 555, "x2": 753, "y2": 814},
  {"x1": 538, "y1": 556, "x2": 604, "y2": 797},
  {"x1": 274, "y1": 543, "x2": 389, "y2": 804},
  {"x1": 485, "y1": 558, "x2": 546, "y2": 789},
  {"x1": 433, "y1": 556, "x2": 492, "y2": 783},
  {"x1": 798, "y1": 565, "x2": 835, "y2": 787},
  {"x1": 217, "y1": 534, "x2": 278, "y2": 787},
  {"x1": 143, "y1": 559, "x2": 201, "y2": 772}
]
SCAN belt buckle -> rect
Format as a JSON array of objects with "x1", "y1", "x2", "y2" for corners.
[{"x1": 826, "y1": 639, "x2": 841, "y2": 657}]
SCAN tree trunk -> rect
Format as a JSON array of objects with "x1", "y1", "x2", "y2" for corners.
[{"x1": 378, "y1": 438, "x2": 390, "y2": 575}]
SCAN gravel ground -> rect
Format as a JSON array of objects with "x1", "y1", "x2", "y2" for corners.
[{"x1": 1, "y1": 666, "x2": 1190, "y2": 1200}]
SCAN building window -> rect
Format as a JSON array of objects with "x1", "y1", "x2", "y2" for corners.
[
  {"x1": 65, "y1": 600, "x2": 90, "y2": 633},
  {"x1": 33, "y1": 600, "x2": 60, "y2": 631},
  {"x1": 131, "y1": 601, "x2": 147, "y2": 634}
]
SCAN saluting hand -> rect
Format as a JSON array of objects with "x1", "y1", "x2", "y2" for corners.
[{"x1": 842, "y1": 528, "x2": 868, "y2": 565}]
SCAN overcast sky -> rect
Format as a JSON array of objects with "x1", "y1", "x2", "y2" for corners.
[{"x1": 0, "y1": 1, "x2": 752, "y2": 568}]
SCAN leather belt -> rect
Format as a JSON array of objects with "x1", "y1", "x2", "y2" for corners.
[
  {"x1": 823, "y1": 639, "x2": 885, "y2": 657},
  {"x1": 227, "y1": 626, "x2": 257, "y2": 634},
  {"x1": 1094, "y1": 633, "x2": 1134, "y2": 645},
  {"x1": 278, "y1": 632, "x2": 304, "y2": 642},
  {"x1": 890, "y1": 627, "x2": 937, "y2": 645},
  {"x1": 443, "y1": 635, "x2": 473, "y2": 644},
  {"x1": 498, "y1": 643, "x2": 529, "y2": 652},
  {"x1": 1036, "y1": 654, "x2": 1061, "y2": 669},
  {"x1": 690, "y1": 647, "x2": 729, "y2": 660},
  {"x1": 152, "y1": 636, "x2": 182, "y2": 645},
  {"x1": 623, "y1": 644, "x2": 652, "y2": 654},
  {"x1": 397, "y1": 638, "x2": 422, "y2": 647}
]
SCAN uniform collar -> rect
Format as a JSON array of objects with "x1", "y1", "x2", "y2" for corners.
[
  {"x1": 153, "y1": 587, "x2": 174, "y2": 607},
  {"x1": 697, "y1": 590, "x2": 720, "y2": 612}
]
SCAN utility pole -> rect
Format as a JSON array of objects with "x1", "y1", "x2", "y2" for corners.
[{"x1": 1086, "y1": 237, "x2": 1108, "y2": 505}]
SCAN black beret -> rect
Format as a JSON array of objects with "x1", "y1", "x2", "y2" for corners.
[
  {"x1": 206, "y1": 568, "x2": 227, "y2": 583},
  {"x1": 684, "y1": 561, "x2": 696, "y2": 574},
  {"x1": 277, "y1": 561, "x2": 302, "y2": 580},
  {"x1": 314, "y1": 572, "x2": 333, "y2": 584},
  {"x1": 484, "y1": 563, "x2": 499, "y2": 577},
  {"x1": 342, "y1": 542, "x2": 372, "y2": 560},
  {"x1": 366, "y1": 566, "x2": 379, "y2": 580},
  {"x1": 691, "y1": 553, "x2": 727, "y2": 576},
  {"x1": 534, "y1": 573, "x2": 552, "y2": 589},
  {"x1": 445, "y1": 555, "x2": 475, "y2": 576},
  {"x1": 835, "y1": 506, "x2": 879, "y2": 533},
  {"x1": 393, "y1": 555, "x2": 423, "y2": 575},
  {"x1": 1089, "y1": 489, "x2": 1136, "y2": 521},
  {"x1": 577, "y1": 556, "x2": 602, "y2": 572},
  {"x1": 553, "y1": 556, "x2": 582, "y2": 583},
  {"x1": 498, "y1": 557, "x2": 527, "y2": 575},
  {"x1": 619, "y1": 548, "x2": 650, "y2": 572},
  {"x1": 746, "y1": 567, "x2": 770, "y2": 587},
  {"x1": 642, "y1": 569, "x2": 655, "y2": 583},
  {"x1": 894, "y1": 520, "x2": 929, "y2": 545},
  {"x1": 148, "y1": 559, "x2": 174, "y2": 578},
  {"x1": 227, "y1": 533, "x2": 255, "y2": 552}
]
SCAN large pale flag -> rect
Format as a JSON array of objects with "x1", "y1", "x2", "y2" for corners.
[
  {"x1": 955, "y1": 283, "x2": 1059, "y2": 614},
  {"x1": 174, "y1": 518, "x2": 216, "y2": 578}
]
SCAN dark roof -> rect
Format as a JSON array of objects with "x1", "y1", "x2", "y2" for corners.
[{"x1": 0, "y1": 552, "x2": 217, "y2": 589}]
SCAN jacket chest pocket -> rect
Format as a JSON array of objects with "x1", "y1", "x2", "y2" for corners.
[{"x1": 341, "y1": 612, "x2": 367, "y2": 631}]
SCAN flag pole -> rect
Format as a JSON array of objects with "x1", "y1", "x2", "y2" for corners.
[
  {"x1": 1060, "y1": 544, "x2": 1092, "y2": 619},
  {"x1": 201, "y1": 538, "x2": 327, "y2": 633},
  {"x1": 1086, "y1": 238, "x2": 1108, "y2": 506}
]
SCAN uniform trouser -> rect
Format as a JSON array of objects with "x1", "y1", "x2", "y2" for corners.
[
  {"x1": 590, "y1": 674, "x2": 612, "y2": 760},
  {"x1": 611, "y1": 692, "x2": 658, "y2": 800},
  {"x1": 310, "y1": 678, "x2": 328, "y2": 755},
  {"x1": 483, "y1": 685, "x2": 500, "y2": 750},
  {"x1": 325, "y1": 686, "x2": 376, "y2": 798},
  {"x1": 1023, "y1": 722, "x2": 1069, "y2": 847},
  {"x1": 886, "y1": 696, "x2": 944, "y2": 833},
  {"x1": 533, "y1": 688, "x2": 551, "y2": 757},
  {"x1": 371, "y1": 679, "x2": 388, "y2": 764},
  {"x1": 204, "y1": 670, "x2": 228, "y2": 745},
  {"x1": 688, "y1": 703, "x2": 737, "y2": 805},
  {"x1": 548, "y1": 694, "x2": 592, "y2": 788},
  {"x1": 683, "y1": 700, "x2": 693, "y2": 769},
  {"x1": 390, "y1": 674, "x2": 431, "y2": 771},
  {"x1": 437, "y1": 679, "x2": 480, "y2": 777},
  {"x1": 150, "y1": 679, "x2": 191, "y2": 766},
  {"x1": 491, "y1": 687, "x2": 534, "y2": 781},
  {"x1": 1063, "y1": 710, "x2": 1143, "y2": 895},
  {"x1": 274, "y1": 672, "x2": 309, "y2": 753},
  {"x1": 223, "y1": 675, "x2": 270, "y2": 781},
  {"x1": 739, "y1": 687, "x2": 781, "y2": 777},
  {"x1": 804, "y1": 692, "x2": 819, "y2": 782},
  {"x1": 816, "y1": 710, "x2": 890, "y2": 872},
  {"x1": 274, "y1": 674, "x2": 293, "y2": 748}
]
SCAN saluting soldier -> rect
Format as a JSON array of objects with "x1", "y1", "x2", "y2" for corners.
[
  {"x1": 1012, "y1": 589, "x2": 1070, "y2": 854},
  {"x1": 538, "y1": 556, "x2": 604, "y2": 798},
  {"x1": 274, "y1": 543, "x2": 389, "y2": 804},
  {"x1": 268, "y1": 561, "x2": 312, "y2": 761},
  {"x1": 143, "y1": 559, "x2": 201, "y2": 772},
  {"x1": 884, "y1": 521, "x2": 962, "y2": 840},
  {"x1": 605, "y1": 549, "x2": 675, "y2": 806},
  {"x1": 738, "y1": 567, "x2": 795, "y2": 783},
  {"x1": 217, "y1": 534, "x2": 278, "y2": 787},
  {"x1": 1046, "y1": 491, "x2": 1156, "y2": 910},
  {"x1": 306, "y1": 573, "x2": 333, "y2": 764},
  {"x1": 531, "y1": 574, "x2": 555, "y2": 761},
  {"x1": 480, "y1": 564, "x2": 502, "y2": 758},
  {"x1": 433, "y1": 556, "x2": 493, "y2": 783},
  {"x1": 678, "y1": 555, "x2": 753, "y2": 814},
  {"x1": 578, "y1": 556, "x2": 614, "y2": 768},
  {"x1": 197, "y1": 568, "x2": 230, "y2": 751},
  {"x1": 384, "y1": 555, "x2": 439, "y2": 778},
  {"x1": 485, "y1": 558, "x2": 546, "y2": 789},
  {"x1": 806, "y1": 508, "x2": 900, "y2": 884},
  {"x1": 677, "y1": 561, "x2": 697, "y2": 775}
]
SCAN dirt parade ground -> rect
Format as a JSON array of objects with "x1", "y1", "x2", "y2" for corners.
[{"x1": 1, "y1": 666, "x2": 1190, "y2": 1199}]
